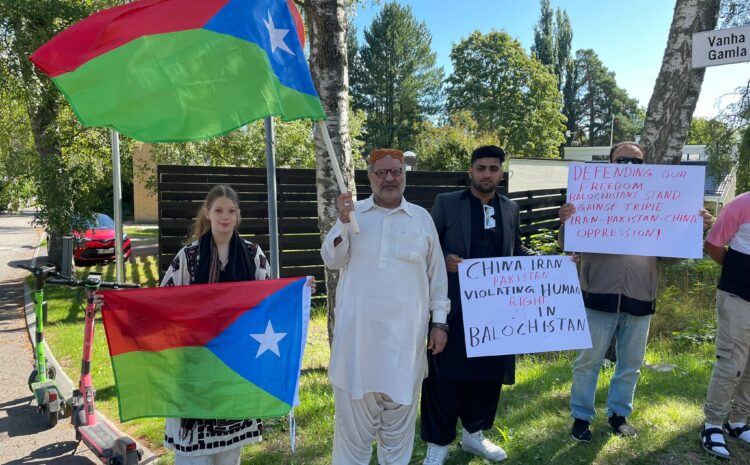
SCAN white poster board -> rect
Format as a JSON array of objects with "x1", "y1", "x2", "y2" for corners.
[
  {"x1": 564, "y1": 163, "x2": 705, "y2": 258},
  {"x1": 458, "y1": 256, "x2": 591, "y2": 358}
]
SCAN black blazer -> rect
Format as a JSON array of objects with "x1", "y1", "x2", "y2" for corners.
[
  {"x1": 431, "y1": 189, "x2": 535, "y2": 260},
  {"x1": 429, "y1": 189, "x2": 535, "y2": 383}
]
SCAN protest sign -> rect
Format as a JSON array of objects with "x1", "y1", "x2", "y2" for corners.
[
  {"x1": 458, "y1": 256, "x2": 591, "y2": 358},
  {"x1": 564, "y1": 163, "x2": 705, "y2": 258}
]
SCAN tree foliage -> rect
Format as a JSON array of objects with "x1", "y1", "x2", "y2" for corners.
[
  {"x1": 0, "y1": 60, "x2": 35, "y2": 211},
  {"x1": 554, "y1": 8, "x2": 573, "y2": 92},
  {"x1": 147, "y1": 109, "x2": 366, "y2": 184},
  {"x1": 447, "y1": 31, "x2": 565, "y2": 158},
  {"x1": 531, "y1": 0, "x2": 555, "y2": 68},
  {"x1": 686, "y1": 118, "x2": 738, "y2": 179},
  {"x1": 350, "y1": 2, "x2": 443, "y2": 151},
  {"x1": 0, "y1": 0, "x2": 133, "y2": 264},
  {"x1": 567, "y1": 49, "x2": 642, "y2": 146},
  {"x1": 531, "y1": 0, "x2": 572, "y2": 93},
  {"x1": 414, "y1": 111, "x2": 497, "y2": 171},
  {"x1": 719, "y1": 0, "x2": 750, "y2": 27}
]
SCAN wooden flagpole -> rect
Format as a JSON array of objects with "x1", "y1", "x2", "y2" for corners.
[{"x1": 317, "y1": 121, "x2": 360, "y2": 234}]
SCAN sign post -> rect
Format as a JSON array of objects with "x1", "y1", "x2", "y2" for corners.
[{"x1": 692, "y1": 25, "x2": 750, "y2": 68}]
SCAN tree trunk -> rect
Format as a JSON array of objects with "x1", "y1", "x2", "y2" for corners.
[
  {"x1": 27, "y1": 91, "x2": 66, "y2": 269},
  {"x1": 306, "y1": 0, "x2": 356, "y2": 346},
  {"x1": 640, "y1": 0, "x2": 720, "y2": 164}
]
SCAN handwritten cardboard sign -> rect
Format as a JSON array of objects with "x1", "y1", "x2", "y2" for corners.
[
  {"x1": 458, "y1": 256, "x2": 591, "y2": 358},
  {"x1": 564, "y1": 163, "x2": 705, "y2": 258}
]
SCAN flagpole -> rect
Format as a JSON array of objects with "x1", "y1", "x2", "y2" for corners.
[
  {"x1": 316, "y1": 121, "x2": 359, "y2": 234},
  {"x1": 111, "y1": 130, "x2": 124, "y2": 284},
  {"x1": 264, "y1": 117, "x2": 281, "y2": 279}
]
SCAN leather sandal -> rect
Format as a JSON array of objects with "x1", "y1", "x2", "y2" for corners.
[{"x1": 700, "y1": 427, "x2": 730, "y2": 460}]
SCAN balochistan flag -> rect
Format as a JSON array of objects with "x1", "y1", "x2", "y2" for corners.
[
  {"x1": 29, "y1": 0, "x2": 325, "y2": 142},
  {"x1": 100, "y1": 277, "x2": 311, "y2": 422}
]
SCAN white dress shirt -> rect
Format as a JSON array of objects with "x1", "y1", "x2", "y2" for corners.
[{"x1": 321, "y1": 195, "x2": 450, "y2": 405}]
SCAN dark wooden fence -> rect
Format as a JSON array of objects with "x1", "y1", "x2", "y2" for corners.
[{"x1": 157, "y1": 165, "x2": 566, "y2": 293}]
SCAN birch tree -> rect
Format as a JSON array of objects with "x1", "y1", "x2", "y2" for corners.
[
  {"x1": 640, "y1": 0, "x2": 721, "y2": 164},
  {"x1": 305, "y1": 0, "x2": 356, "y2": 343}
]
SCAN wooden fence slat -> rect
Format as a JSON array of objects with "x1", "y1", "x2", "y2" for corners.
[{"x1": 158, "y1": 166, "x2": 560, "y2": 281}]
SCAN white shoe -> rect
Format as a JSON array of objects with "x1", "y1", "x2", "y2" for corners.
[
  {"x1": 460, "y1": 427, "x2": 507, "y2": 462},
  {"x1": 423, "y1": 443, "x2": 449, "y2": 465}
]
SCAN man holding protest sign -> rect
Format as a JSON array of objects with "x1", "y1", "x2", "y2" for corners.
[
  {"x1": 700, "y1": 191, "x2": 750, "y2": 460},
  {"x1": 559, "y1": 141, "x2": 714, "y2": 442},
  {"x1": 421, "y1": 145, "x2": 536, "y2": 464},
  {"x1": 322, "y1": 149, "x2": 450, "y2": 465}
]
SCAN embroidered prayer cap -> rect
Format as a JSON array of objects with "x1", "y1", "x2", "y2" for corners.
[{"x1": 368, "y1": 149, "x2": 404, "y2": 165}]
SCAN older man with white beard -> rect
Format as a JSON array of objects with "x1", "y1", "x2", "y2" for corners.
[{"x1": 321, "y1": 148, "x2": 450, "y2": 465}]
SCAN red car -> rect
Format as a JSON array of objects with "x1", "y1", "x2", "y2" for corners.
[{"x1": 73, "y1": 213, "x2": 132, "y2": 266}]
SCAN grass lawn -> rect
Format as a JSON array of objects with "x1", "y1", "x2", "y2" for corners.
[
  {"x1": 123, "y1": 226, "x2": 158, "y2": 239},
  {"x1": 40, "y1": 256, "x2": 750, "y2": 464}
]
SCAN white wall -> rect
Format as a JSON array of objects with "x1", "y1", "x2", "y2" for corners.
[
  {"x1": 563, "y1": 145, "x2": 709, "y2": 161},
  {"x1": 507, "y1": 158, "x2": 575, "y2": 192}
]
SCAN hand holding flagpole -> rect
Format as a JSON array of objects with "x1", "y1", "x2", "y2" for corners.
[{"x1": 317, "y1": 121, "x2": 360, "y2": 234}]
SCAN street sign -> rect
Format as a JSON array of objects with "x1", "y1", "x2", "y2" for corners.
[{"x1": 693, "y1": 25, "x2": 749, "y2": 68}]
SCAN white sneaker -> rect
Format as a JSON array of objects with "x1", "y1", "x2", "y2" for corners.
[
  {"x1": 422, "y1": 443, "x2": 449, "y2": 465},
  {"x1": 460, "y1": 427, "x2": 507, "y2": 462}
]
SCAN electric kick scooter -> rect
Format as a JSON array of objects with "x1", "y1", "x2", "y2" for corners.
[
  {"x1": 16, "y1": 263, "x2": 65, "y2": 427},
  {"x1": 47, "y1": 271, "x2": 142, "y2": 465}
]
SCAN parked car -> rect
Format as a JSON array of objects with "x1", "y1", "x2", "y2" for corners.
[{"x1": 73, "y1": 213, "x2": 132, "y2": 266}]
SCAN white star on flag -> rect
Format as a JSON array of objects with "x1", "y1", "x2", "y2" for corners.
[
  {"x1": 263, "y1": 11, "x2": 294, "y2": 55},
  {"x1": 250, "y1": 321, "x2": 288, "y2": 358}
]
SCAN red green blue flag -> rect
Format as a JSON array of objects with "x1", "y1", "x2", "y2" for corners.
[
  {"x1": 100, "y1": 277, "x2": 311, "y2": 422},
  {"x1": 29, "y1": 0, "x2": 325, "y2": 142}
]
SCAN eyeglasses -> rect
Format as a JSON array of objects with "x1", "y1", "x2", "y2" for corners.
[
  {"x1": 483, "y1": 204, "x2": 496, "y2": 229},
  {"x1": 372, "y1": 167, "x2": 405, "y2": 179},
  {"x1": 615, "y1": 156, "x2": 644, "y2": 164}
]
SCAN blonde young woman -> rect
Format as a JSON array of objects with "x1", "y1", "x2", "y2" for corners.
[{"x1": 160, "y1": 184, "x2": 312, "y2": 465}]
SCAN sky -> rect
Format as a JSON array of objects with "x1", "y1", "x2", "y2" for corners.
[{"x1": 352, "y1": 0, "x2": 749, "y2": 119}]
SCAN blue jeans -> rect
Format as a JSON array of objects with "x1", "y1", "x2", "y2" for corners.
[{"x1": 570, "y1": 308, "x2": 652, "y2": 421}]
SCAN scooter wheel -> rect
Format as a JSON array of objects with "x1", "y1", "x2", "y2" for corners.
[{"x1": 47, "y1": 410, "x2": 58, "y2": 427}]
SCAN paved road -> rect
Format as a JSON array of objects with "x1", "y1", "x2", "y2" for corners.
[{"x1": 0, "y1": 211, "x2": 97, "y2": 464}]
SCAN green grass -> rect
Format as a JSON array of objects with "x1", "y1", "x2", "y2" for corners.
[
  {"x1": 123, "y1": 226, "x2": 158, "y2": 239},
  {"x1": 40, "y1": 257, "x2": 750, "y2": 464}
]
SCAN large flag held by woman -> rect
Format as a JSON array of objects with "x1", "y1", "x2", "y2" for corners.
[
  {"x1": 100, "y1": 277, "x2": 312, "y2": 422},
  {"x1": 30, "y1": 0, "x2": 325, "y2": 142}
]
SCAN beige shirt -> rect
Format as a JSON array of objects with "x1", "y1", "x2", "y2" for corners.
[{"x1": 321, "y1": 195, "x2": 450, "y2": 405}]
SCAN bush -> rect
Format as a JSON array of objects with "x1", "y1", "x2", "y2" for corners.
[{"x1": 651, "y1": 258, "x2": 721, "y2": 341}]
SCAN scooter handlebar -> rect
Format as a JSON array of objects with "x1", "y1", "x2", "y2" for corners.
[
  {"x1": 45, "y1": 276, "x2": 140, "y2": 289},
  {"x1": 15, "y1": 263, "x2": 58, "y2": 276},
  {"x1": 46, "y1": 277, "x2": 84, "y2": 287},
  {"x1": 99, "y1": 281, "x2": 141, "y2": 289}
]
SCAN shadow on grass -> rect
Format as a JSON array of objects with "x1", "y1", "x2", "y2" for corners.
[
  {"x1": 300, "y1": 366, "x2": 327, "y2": 377},
  {"x1": 634, "y1": 429, "x2": 750, "y2": 465},
  {"x1": 92, "y1": 385, "x2": 118, "y2": 402}
]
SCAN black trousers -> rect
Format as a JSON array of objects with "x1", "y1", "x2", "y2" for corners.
[{"x1": 420, "y1": 370, "x2": 502, "y2": 446}]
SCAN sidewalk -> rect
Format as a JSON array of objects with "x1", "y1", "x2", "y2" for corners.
[{"x1": 0, "y1": 211, "x2": 156, "y2": 464}]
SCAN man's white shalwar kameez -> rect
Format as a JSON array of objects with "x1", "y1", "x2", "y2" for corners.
[{"x1": 321, "y1": 195, "x2": 449, "y2": 465}]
